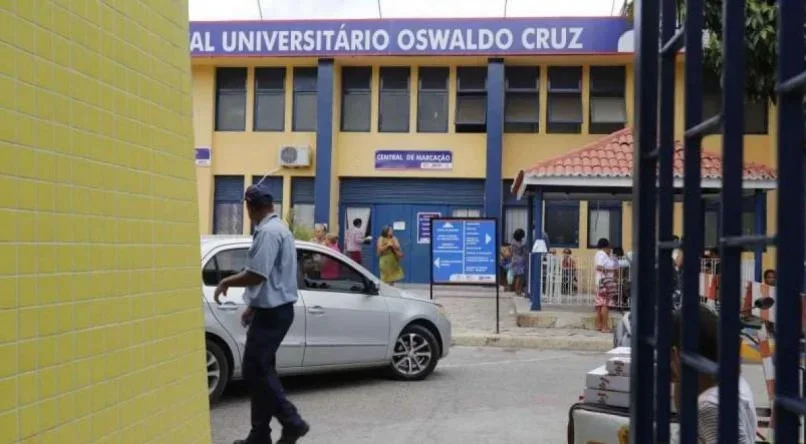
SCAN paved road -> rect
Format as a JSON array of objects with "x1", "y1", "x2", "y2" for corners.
[{"x1": 208, "y1": 346, "x2": 768, "y2": 444}]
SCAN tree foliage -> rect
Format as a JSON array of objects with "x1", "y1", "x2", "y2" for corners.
[{"x1": 623, "y1": 0, "x2": 779, "y2": 103}]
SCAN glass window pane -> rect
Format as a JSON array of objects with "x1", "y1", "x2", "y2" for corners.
[
  {"x1": 293, "y1": 92, "x2": 317, "y2": 131},
  {"x1": 548, "y1": 67, "x2": 581, "y2": 90},
  {"x1": 548, "y1": 94, "x2": 582, "y2": 122},
  {"x1": 456, "y1": 94, "x2": 486, "y2": 124},
  {"x1": 342, "y1": 67, "x2": 372, "y2": 90},
  {"x1": 506, "y1": 66, "x2": 539, "y2": 90},
  {"x1": 293, "y1": 204, "x2": 315, "y2": 228},
  {"x1": 588, "y1": 209, "x2": 611, "y2": 246},
  {"x1": 255, "y1": 68, "x2": 285, "y2": 90},
  {"x1": 590, "y1": 66, "x2": 626, "y2": 93},
  {"x1": 298, "y1": 250, "x2": 368, "y2": 293},
  {"x1": 418, "y1": 92, "x2": 448, "y2": 132},
  {"x1": 544, "y1": 202, "x2": 580, "y2": 247},
  {"x1": 254, "y1": 93, "x2": 284, "y2": 131},
  {"x1": 457, "y1": 67, "x2": 487, "y2": 90},
  {"x1": 504, "y1": 208, "x2": 529, "y2": 243},
  {"x1": 379, "y1": 92, "x2": 410, "y2": 132},
  {"x1": 216, "y1": 67, "x2": 247, "y2": 91},
  {"x1": 505, "y1": 93, "x2": 539, "y2": 122},
  {"x1": 294, "y1": 67, "x2": 318, "y2": 92},
  {"x1": 342, "y1": 92, "x2": 371, "y2": 131},
  {"x1": 590, "y1": 96, "x2": 627, "y2": 123},
  {"x1": 380, "y1": 67, "x2": 410, "y2": 90},
  {"x1": 215, "y1": 249, "x2": 249, "y2": 278},
  {"x1": 419, "y1": 67, "x2": 448, "y2": 90},
  {"x1": 213, "y1": 202, "x2": 244, "y2": 234},
  {"x1": 215, "y1": 93, "x2": 246, "y2": 131},
  {"x1": 704, "y1": 210, "x2": 719, "y2": 248}
]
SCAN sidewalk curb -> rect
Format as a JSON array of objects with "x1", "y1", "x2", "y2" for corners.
[{"x1": 452, "y1": 333, "x2": 613, "y2": 352}]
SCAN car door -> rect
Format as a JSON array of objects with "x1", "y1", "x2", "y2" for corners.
[
  {"x1": 201, "y1": 245, "x2": 305, "y2": 369},
  {"x1": 298, "y1": 247, "x2": 391, "y2": 367}
]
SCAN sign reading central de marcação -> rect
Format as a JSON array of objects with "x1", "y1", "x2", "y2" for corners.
[
  {"x1": 189, "y1": 18, "x2": 631, "y2": 57},
  {"x1": 375, "y1": 150, "x2": 453, "y2": 171}
]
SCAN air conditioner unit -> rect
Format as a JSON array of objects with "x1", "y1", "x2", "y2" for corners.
[{"x1": 278, "y1": 145, "x2": 311, "y2": 167}]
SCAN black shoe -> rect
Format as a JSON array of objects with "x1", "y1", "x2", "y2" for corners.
[{"x1": 277, "y1": 421, "x2": 310, "y2": 443}]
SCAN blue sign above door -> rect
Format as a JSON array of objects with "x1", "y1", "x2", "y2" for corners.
[
  {"x1": 375, "y1": 150, "x2": 453, "y2": 170},
  {"x1": 431, "y1": 218, "x2": 497, "y2": 285}
]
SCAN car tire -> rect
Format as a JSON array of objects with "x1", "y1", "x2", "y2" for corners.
[
  {"x1": 206, "y1": 339, "x2": 230, "y2": 405},
  {"x1": 388, "y1": 324, "x2": 440, "y2": 381}
]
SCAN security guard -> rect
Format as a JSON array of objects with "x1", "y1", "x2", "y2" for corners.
[{"x1": 214, "y1": 182, "x2": 310, "y2": 444}]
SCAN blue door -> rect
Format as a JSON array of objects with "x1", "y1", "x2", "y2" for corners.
[{"x1": 372, "y1": 204, "x2": 412, "y2": 282}]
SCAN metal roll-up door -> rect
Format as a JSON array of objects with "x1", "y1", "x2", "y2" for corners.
[{"x1": 339, "y1": 178, "x2": 484, "y2": 205}]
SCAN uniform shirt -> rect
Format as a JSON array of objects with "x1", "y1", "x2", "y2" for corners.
[
  {"x1": 345, "y1": 227, "x2": 364, "y2": 253},
  {"x1": 243, "y1": 213, "x2": 299, "y2": 308},
  {"x1": 671, "y1": 377, "x2": 757, "y2": 444}
]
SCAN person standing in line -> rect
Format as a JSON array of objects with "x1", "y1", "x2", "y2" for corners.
[
  {"x1": 593, "y1": 238, "x2": 617, "y2": 333},
  {"x1": 377, "y1": 225, "x2": 404, "y2": 285},
  {"x1": 509, "y1": 229, "x2": 528, "y2": 297},
  {"x1": 344, "y1": 218, "x2": 365, "y2": 264},
  {"x1": 214, "y1": 183, "x2": 310, "y2": 444},
  {"x1": 311, "y1": 223, "x2": 327, "y2": 244}
]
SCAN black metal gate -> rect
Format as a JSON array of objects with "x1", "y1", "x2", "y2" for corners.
[{"x1": 630, "y1": 0, "x2": 805, "y2": 442}]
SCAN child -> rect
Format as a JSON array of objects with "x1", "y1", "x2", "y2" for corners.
[{"x1": 669, "y1": 305, "x2": 757, "y2": 443}]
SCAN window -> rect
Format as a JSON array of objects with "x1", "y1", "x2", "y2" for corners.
[
  {"x1": 253, "y1": 67, "x2": 285, "y2": 131},
  {"x1": 297, "y1": 249, "x2": 369, "y2": 293},
  {"x1": 293, "y1": 204, "x2": 315, "y2": 228},
  {"x1": 455, "y1": 67, "x2": 487, "y2": 133},
  {"x1": 451, "y1": 208, "x2": 481, "y2": 218},
  {"x1": 417, "y1": 67, "x2": 449, "y2": 133},
  {"x1": 505, "y1": 66, "x2": 540, "y2": 133},
  {"x1": 589, "y1": 66, "x2": 627, "y2": 134},
  {"x1": 587, "y1": 201, "x2": 623, "y2": 248},
  {"x1": 345, "y1": 207, "x2": 371, "y2": 237},
  {"x1": 293, "y1": 67, "x2": 317, "y2": 131},
  {"x1": 215, "y1": 68, "x2": 247, "y2": 131},
  {"x1": 379, "y1": 67, "x2": 410, "y2": 132},
  {"x1": 504, "y1": 207, "x2": 529, "y2": 243},
  {"x1": 202, "y1": 248, "x2": 248, "y2": 286},
  {"x1": 703, "y1": 70, "x2": 769, "y2": 134},
  {"x1": 703, "y1": 196, "x2": 761, "y2": 249},
  {"x1": 213, "y1": 176, "x2": 245, "y2": 235},
  {"x1": 547, "y1": 67, "x2": 583, "y2": 134},
  {"x1": 341, "y1": 67, "x2": 372, "y2": 132},
  {"x1": 544, "y1": 201, "x2": 580, "y2": 247}
]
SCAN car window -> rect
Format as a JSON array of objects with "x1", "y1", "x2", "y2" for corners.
[
  {"x1": 297, "y1": 249, "x2": 368, "y2": 294},
  {"x1": 202, "y1": 248, "x2": 249, "y2": 286}
]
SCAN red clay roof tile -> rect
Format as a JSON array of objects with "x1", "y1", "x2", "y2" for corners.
[{"x1": 524, "y1": 127, "x2": 777, "y2": 181}]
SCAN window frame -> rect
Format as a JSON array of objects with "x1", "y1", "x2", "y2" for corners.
[
  {"x1": 455, "y1": 66, "x2": 488, "y2": 133},
  {"x1": 586, "y1": 200, "x2": 623, "y2": 248},
  {"x1": 378, "y1": 67, "x2": 411, "y2": 133},
  {"x1": 292, "y1": 67, "x2": 318, "y2": 132},
  {"x1": 340, "y1": 66, "x2": 372, "y2": 132},
  {"x1": 703, "y1": 196, "x2": 764, "y2": 251},
  {"x1": 215, "y1": 67, "x2": 247, "y2": 132},
  {"x1": 588, "y1": 66, "x2": 627, "y2": 135},
  {"x1": 297, "y1": 248, "x2": 374, "y2": 295},
  {"x1": 253, "y1": 67, "x2": 286, "y2": 132},
  {"x1": 504, "y1": 66, "x2": 540, "y2": 133},
  {"x1": 547, "y1": 66, "x2": 583, "y2": 134},
  {"x1": 202, "y1": 247, "x2": 249, "y2": 286},
  {"x1": 213, "y1": 175, "x2": 245, "y2": 235},
  {"x1": 544, "y1": 200, "x2": 581, "y2": 248},
  {"x1": 702, "y1": 70, "x2": 769, "y2": 135},
  {"x1": 417, "y1": 67, "x2": 449, "y2": 133}
]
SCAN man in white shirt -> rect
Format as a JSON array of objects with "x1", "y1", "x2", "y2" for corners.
[{"x1": 670, "y1": 305, "x2": 757, "y2": 443}]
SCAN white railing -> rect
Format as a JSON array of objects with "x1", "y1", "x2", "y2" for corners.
[{"x1": 539, "y1": 255, "x2": 756, "y2": 307}]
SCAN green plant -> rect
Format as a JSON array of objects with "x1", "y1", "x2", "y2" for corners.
[
  {"x1": 284, "y1": 208, "x2": 314, "y2": 240},
  {"x1": 623, "y1": 0, "x2": 779, "y2": 104}
]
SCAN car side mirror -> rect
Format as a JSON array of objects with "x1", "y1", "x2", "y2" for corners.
[{"x1": 366, "y1": 281, "x2": 380, "y2": 295}]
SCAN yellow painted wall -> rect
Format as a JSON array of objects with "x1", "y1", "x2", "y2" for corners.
[
  {"x1": 2, "y1": 2, "x2": 211, "y2": 443},
  {"x1": 192, "y1": 56, "x2": 777, "y2": 263}
]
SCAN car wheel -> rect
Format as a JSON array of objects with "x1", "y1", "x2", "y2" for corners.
[
  {"x1": 206, "y1": 339, "x2": 230, "y2": 405},
  {"x1": 388, "y1": 324, "x2": 439, "y2": 381}
]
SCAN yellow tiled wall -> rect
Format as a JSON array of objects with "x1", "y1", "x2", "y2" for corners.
[{"x1": 0, "y1": 1, "x2": 211, "y2": 443}]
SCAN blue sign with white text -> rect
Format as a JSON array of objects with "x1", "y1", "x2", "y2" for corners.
[
  {"x1": 189, "y1": 18, "x2": 632, "y2": 57},
  {"x1": 375, "y1": 150, "x2": 453, "y2": 170},
  {"x1": 431, "y1": 219, "x2": 497, "y2": 284}
]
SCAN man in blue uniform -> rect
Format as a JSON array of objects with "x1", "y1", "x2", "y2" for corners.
[{"x1": 214, "y1": 182, "x2": 310, "y2": 444}]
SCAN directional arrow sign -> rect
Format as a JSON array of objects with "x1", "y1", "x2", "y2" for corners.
[{"x1": 431, "y1": 218, "x2": 497, "y2": 285}]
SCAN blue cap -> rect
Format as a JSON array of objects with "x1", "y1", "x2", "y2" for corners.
[{"x1": 244, "y1": 182, "x2": 274, "y2": 206}]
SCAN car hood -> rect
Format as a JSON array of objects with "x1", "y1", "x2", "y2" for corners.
[{"x1": 380, "y1": 283, "x2": 437, "y2": 304}]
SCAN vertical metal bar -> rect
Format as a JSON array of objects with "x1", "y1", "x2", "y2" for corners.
[
  {"x1": 681, "y1": 0, "x2": 705, "y2": 441},
  {"x1": 655, "y1": 1, "x2": 677, "y2": 442},
  {"x1": 774, "y1": 0, "x2": 806, "y2": 441},
  {"x1": 717, "y1": 0, "x2": 746, "y2": 441},
  {"x1": 630, "y1": 1, "x2": 659, "y2": 442},
  {"x1": 753, "y1": 190, "x2": 764, "y2": 282},
  {"x1": 530, "y1": 189, "x2": 543, "y2": 311}
]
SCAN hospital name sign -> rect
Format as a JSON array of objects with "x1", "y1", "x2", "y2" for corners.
[{"x1": 189, "y1": 18, "x2": 631, "y2": 56}]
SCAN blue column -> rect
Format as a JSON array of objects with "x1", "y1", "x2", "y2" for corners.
[
  {"x1": 529, "y1": 189, "x2": 543, "y2": 311},
  {"x1": 484, "y1": 59, "x2": 504, "y2": 236},
  {"x1": 314, "y1": 58, "x2": 334, "y2": 226},
  {"x1": 753, "y1": 190, "x2": 765, "y2": 281}
]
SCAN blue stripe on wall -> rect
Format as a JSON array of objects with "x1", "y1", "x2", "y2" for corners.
[{"x1": 314, "y1": 58, "x2": 334, "y2": 224}]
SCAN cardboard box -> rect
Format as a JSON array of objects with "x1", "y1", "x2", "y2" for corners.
[
  {"x1": 586, "y1": 365, "x2": 630, "y2": 392},
  {"x1": 583, "y1": 388, "x2": 631, "y2": 408},
  {"x1": 606, "y1": 356, "x2": 631, "y2": 376},
  {"x1": 607, "y1": 346, "x2": 631, "y2": 356}
]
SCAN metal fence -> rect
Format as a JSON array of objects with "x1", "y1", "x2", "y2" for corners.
[{"x1": 540, "y1": 255, "x2": 755, "y2": 308}]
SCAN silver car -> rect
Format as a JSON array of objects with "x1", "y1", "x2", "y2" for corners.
[{"x1": 202, "y1": 236, "x2": 452, "y2": 403}]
